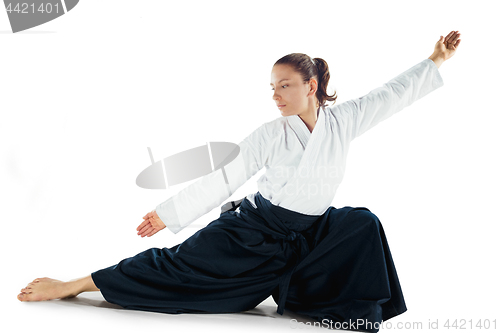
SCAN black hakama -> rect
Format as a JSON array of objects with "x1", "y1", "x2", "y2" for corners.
[{"x1": 91, "y1": 192, "x2": 406, "y2": 332}]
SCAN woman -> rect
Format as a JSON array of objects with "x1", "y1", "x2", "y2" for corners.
[{"x1": 18, "y1": 31, "x2": 461, "y2": 333}]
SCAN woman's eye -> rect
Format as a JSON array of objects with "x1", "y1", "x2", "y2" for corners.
[{"x1": 271, "y1": 85, "x2": 288, "y2": 91}]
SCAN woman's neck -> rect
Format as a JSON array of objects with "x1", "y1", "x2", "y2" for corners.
[{"x1": 298, "y1": 104, "x2": 320, "y2": 133}]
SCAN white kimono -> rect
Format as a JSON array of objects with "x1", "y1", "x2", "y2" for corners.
[{"x1": 156, "y1": 58, "x2": 444, "y2": 234}]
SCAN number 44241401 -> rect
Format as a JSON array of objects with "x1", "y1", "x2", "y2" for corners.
[{"x1": 5, "y1": 2, "x2": 61, "y2": 14}]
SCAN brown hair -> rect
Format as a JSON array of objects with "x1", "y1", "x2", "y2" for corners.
[{"x1": 274, "y1": 53, "x2": 337, "y2": 108}]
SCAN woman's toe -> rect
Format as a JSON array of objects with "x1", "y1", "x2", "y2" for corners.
[{"x1": 18, "y1": 292, "x2": 29, "y2": 301}]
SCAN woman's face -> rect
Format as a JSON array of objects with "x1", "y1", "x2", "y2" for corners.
[{"x1": 270, "y1": 64, "x2": 315, "y2": 117}]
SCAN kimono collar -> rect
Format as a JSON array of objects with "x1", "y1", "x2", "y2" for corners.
[{"x1": 288, "y1": 106, "x2": 325, "y2": 150}]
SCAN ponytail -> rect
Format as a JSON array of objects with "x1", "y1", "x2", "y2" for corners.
[{"x1": 312, "y1": 57, "x2": 337, "y2": 107}]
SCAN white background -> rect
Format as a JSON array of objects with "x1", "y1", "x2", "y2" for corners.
[{"x1": 1, "y1": 0, "x2": 499, "y2": 332}]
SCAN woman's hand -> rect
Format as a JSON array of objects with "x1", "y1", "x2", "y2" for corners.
[
  {"x1": 137, "y1": 210, "x2": 166, "y2": 237},
  {"x1": 431, "y1": 30, "x2": 462, "y2": 62}
]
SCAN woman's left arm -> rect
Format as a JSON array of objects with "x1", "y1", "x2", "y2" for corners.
[
  {"x1": 335, "y1": 31, "x2": 461, "y2": 141},
  {"x1": 428, "y1": 30, "x2": 462, "y2": 68}
]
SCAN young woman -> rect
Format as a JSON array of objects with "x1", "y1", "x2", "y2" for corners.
[{"x1": 18, "y1": 31, "x2": 461, "y2": 333}]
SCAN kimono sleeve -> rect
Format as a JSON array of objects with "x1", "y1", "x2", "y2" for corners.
[
  {"x1": 334, "y1": 58, "x2": 444, "y2": 141},
  {"x1": 154, "y1": 124, "x2": 269, "y2": 234}
]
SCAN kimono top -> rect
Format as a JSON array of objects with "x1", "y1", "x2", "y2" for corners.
[{"x1": 155, "y1": 58, "x2": 444, "y2": 234}]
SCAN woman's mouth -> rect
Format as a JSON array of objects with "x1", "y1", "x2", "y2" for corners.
[{"x1": 278, "y1": 104, "x2": 286, "y2": 109}]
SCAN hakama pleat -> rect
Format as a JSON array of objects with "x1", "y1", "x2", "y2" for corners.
[{"x1": 91, "y1": 192, "x2": 406, "y2": 332}]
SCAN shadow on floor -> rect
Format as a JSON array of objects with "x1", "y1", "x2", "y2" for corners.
[{"x1": 56, "y1": 292, "x2": 319, "y2": 323}]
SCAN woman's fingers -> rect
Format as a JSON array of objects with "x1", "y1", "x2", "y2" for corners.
[
  {"x1": 146, "y1": 228, "x2": 158, "y2": 237},
  {"x1": 138, "y1": 211, "x2": 164, "y2": 237},
  {"x1": 447, "y1": 32, "x2": 461, "y2": 51},
  {"x1": 437, "y1": 30, "x2": 461, "y2": 59},
  {"x1": 139, "y1": 226, "x2": 154, "y2": 237},
  {"x1": 137, "y1": 219, "x2": 149, "y2": 231},
  {"x1": 143, "y1": 211, "x2": 155, "y2": 219},
  {"x1": 138, "y1": 220, "x2": 152, "y2": 234},
  {"x1": 141, "y1": 225, "x2": 162, "y2": 237},
  {"x1": 445, "y1": 31, "x2": 455, "y2": 44},
  {"x1": 445, "y1": 31, "x2": 460, "y2": 44},
  {"x1": 138, "y1": 223, "x2": 151, "y2": 235},
  {"x1": 444, "y1": 31, "x2": 453, "y2": 42},
  {"x1": 444, "y1": 31, "x2": 456, "y2": 43}
]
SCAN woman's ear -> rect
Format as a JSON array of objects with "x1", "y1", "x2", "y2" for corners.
[{"x1": 307, "y1": 78, "x2": 318, "y2": 97}]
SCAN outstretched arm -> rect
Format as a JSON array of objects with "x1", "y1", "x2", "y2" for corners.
[
  {"x1": 335, "y1": 31, "x2": 451, "y2": 141},
  {"x1": 428, "y1": 30, "x2": 461, "y2": 68},
  {"x1": 147, "y1": 124, "x2": 270, "y2": 235}
]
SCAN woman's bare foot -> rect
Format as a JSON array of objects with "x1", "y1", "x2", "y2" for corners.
[{"x1": 17, "y1": 275, "x2": 99, "y2": 302}]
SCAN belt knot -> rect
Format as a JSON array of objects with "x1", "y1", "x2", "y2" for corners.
[{"x1": 285, "y1": 231, "x2": 297, "y2": 241}]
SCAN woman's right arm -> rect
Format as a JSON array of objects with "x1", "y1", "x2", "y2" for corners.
[{"x1": 152, "y1": 124, "x2": 270, "y2": 234}]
